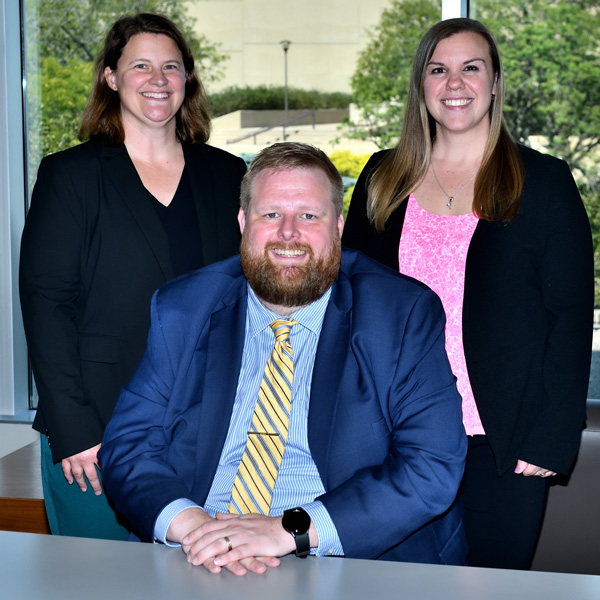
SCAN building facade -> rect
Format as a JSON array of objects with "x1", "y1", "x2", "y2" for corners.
[{"x1": 187, "y1": 0, "x2": 391, "y2": 93}]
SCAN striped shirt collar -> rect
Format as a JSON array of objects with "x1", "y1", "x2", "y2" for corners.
[{"x1": 246, "y1": 283, "x2": 332, "y2": 340}]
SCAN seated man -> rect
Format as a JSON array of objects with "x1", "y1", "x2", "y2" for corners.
[{"x1": 100, "y1": 142, "x2": 467, "y2": 576}]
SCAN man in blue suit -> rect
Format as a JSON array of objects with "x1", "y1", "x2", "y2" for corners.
[{"x1": 100, "y1": 142, "x2": 467, "y2": 576}]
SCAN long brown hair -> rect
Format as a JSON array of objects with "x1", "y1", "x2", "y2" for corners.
[
  {"x1": 79, "y1": 13, "x2": 211, "y2": 145},
  {"x1": 368, "y1": 18, "x2": 523, "y2": 231}
]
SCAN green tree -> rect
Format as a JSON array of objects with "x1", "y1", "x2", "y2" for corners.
[
  {"x1": 346, "y1": 0, "x2": 441, "y2": 149},
  {"x1": 24, "y1": 0, "x2": 229, "y2": 161},
  {"x1": 28, "y1": 0, "x2": 227, "y2": 84},
  {"x1": 582, "y1": 177, "x2": 600, "y2": 306},
  {"x1": 476, "y1": 0, "x2": 600, "y2": 178},
  {"x1": 25, "y1": 58, "x2": 93, "y2": 183}
]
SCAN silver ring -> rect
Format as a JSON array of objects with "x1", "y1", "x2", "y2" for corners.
[{"x1": 224, "y1": 536, "x2": 233, "y2": 552}]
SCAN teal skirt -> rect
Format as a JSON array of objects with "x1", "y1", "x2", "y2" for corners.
[{"x1": 40, "y1": 434, "x2": 129, "y2": 540}]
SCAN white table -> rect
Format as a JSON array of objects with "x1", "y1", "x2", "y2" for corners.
[{"x1": 1, "y1": 531, "x2": 599, "y2": 600}]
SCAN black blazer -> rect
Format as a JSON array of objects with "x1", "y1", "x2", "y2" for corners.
[
  {"x1": 19, "y1": 139, "x2": 246, "y2": 462},
  {"x1": 342, "y1": 144, "x2": 594, "y2": 475}
]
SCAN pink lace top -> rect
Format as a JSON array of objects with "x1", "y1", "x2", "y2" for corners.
[{"x1": 399, "y1": 194, "x2": 485, "y2": 435}]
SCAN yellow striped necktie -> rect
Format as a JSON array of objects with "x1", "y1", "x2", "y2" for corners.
[{"x1": 229, "y1": 318, "x2": 298, "y2": 515}]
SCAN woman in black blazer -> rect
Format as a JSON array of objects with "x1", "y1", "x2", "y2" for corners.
[
  {"x1": 19, "y1": 14, "x2": 246, "y2": 539},
  {"x1": 343, "y1": 19, "x2": 593, "y2": 569}
]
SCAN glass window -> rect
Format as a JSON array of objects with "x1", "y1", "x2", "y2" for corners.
[
  {"x1": 12, "y1": 0, "x2": 599, "y2": 416},
  {"x1": 19, "y1": 0, "x2": 216, "y2": 409}
]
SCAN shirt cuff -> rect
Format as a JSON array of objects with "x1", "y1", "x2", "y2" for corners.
[
  {"x1": 154, "y1": 498, "x2": 201, "y2": 546},
  {"x1": 301, "y1": 500, "x2": 344, "y2": 556}
]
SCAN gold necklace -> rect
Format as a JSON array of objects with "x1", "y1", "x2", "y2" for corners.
[{"x1": 431, "y1": 163, "x2": 478, "y2": 210}]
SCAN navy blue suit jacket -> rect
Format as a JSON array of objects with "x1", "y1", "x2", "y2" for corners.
[{"x1": 100, "y1": 249, "x2": 467, "y2": 564}]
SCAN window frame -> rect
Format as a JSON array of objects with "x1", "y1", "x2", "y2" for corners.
[
  {"x1": 0, "y1": 0, "x2": 31, "y2": 419},
  {"x1": 0, "y1": 0, "x2": 472, "y2": 419}
]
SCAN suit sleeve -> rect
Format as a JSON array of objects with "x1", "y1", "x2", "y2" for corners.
[
  {"x1": 319, "y1": 288, "x2": 467, "y2": 559},
  {"x1": 100, "y1": 291, "x2": 199, "y2": 542},
  {"x1": 19, "y1": 155, "x2": 105, "y2": 461},
  {"x1": 519, "y1": 158, "x2": 593, "y2": 473}
]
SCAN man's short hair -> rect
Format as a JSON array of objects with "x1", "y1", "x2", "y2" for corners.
[{"x1": 240, "y1": 142, "x2": 344, "y2": 216}]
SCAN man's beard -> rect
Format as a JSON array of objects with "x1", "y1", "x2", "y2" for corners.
[{"x1": 240, "y1": 237, "x2": 341, "y2": 309}]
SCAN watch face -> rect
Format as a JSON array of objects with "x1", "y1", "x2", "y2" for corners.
[{"x1": 283, "y1": 507, "x2": 311, "y2": 535}]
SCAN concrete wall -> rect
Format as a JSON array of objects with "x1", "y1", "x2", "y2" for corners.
[
  {"x1": 0, "y1": 423, "x2": 38, "y2": 459},
  {"x1": 214, "y1": 108, "x2": 348, "y2": 129},
  {"x1": 186, "y1": 0, "x2": 392, "y2": 93}
]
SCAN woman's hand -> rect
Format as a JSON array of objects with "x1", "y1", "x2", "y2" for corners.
[
  {"x1": 61, "y1": 443, "x2": 102, "y2": 494},
  {"x1": 514, "y1": 460, "x2": 556, "y2": 478}
]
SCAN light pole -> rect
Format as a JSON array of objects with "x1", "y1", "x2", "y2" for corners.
[{"x1": 280, "y1": 40, "x2": 291, "y2": 140}]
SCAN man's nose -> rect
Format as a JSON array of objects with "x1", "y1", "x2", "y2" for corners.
[{"x1": 278, "y1": 214, "x2": 300, "y2": 240}]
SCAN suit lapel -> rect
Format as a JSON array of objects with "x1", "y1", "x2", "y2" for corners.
[
  {"x1": 307, "y1": 270, "x2": 352, "y2": 489},
  {"x1": 183, "y1": 143, "x2": 220, "y2": 266},
  {"x1": 101, "y1": 143, "x2": 174, "y2": 281},
  {"x1": 194, "y1": 284, "x2": 248, "y2": 497}
]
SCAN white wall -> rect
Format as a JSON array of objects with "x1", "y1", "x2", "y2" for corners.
[
  {"x1": 187, "y1": 0, "x2": 391, "y2": 93},
  {"x1": 0, "y1": 423, "x2": 38, "y2": 459}
]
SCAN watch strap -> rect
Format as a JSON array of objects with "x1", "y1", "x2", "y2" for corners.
[
  {"x1": 294, "y1": 529, "x2": 310, "y2": 558},
  {"x1": 282, "y1": 507, "x2": 311, "y2": 558}
]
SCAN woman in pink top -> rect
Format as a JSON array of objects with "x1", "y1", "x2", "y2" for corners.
[{"x1": 343, "y1": 18, "x2": 593, "y2": 570}]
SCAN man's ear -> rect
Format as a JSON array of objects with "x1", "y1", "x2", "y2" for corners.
[{"x1": 237, "y1": 208, "x2": 246, "y2": 234}]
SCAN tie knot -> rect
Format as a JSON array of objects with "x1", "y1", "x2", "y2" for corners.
[{"x1": 270, "y1": 318, "x2": 297, "y2": 342}]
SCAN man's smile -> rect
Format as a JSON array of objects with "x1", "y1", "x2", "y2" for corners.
[{"x1": 271, "y1": 248, "x2": 307, "y2": 258}]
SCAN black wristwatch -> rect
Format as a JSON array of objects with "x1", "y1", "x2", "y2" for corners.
[{"x1": 282, "y1": 507, "x2": 311, "y2": 558}]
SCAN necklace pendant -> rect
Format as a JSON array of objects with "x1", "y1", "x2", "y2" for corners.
[{"x1": 431, "y1": 162, "x2": 478, "y2": 212}]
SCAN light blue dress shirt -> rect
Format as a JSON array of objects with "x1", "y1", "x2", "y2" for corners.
[{"x1": 155, "y1": 285, "x2": 344, "y2": 556}]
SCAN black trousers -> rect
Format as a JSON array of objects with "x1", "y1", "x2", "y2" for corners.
[{"x1": 462, "y1": 436, "x2": 550, "y2": 570}]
